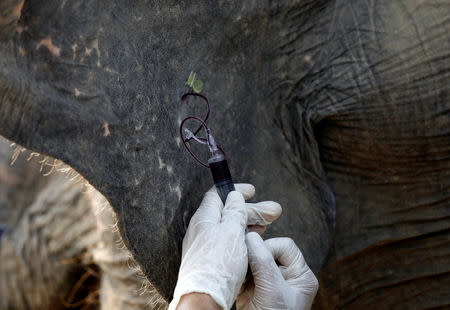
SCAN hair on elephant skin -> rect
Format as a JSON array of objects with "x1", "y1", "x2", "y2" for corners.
[
  {"x1": 0, "y1": 137, "x2": 100, "y2": 309},
  {"x1": 0, "y1": 0, "x2": 449, "y2": 308},
  {"x1": 0, "y1": 137, "x2": 167, "y2": 309}
]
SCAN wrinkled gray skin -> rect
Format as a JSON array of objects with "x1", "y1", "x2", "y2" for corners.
[{"x1": 0, "y1": 0, "x2": 448, "y2": 308}]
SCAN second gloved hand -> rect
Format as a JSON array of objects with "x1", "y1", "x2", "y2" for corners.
[{"x1": 237, "y1": 233, "x2": 319, "y2": 310}]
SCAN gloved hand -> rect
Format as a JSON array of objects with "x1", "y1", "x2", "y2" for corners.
[
  {"x1": 169, "y1": 184, "x2": 282, "y2": 310},
  {"x1": 237, "y1": 233, "x2": 318, "y2": 310}
]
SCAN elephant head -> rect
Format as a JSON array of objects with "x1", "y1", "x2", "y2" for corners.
[{"x1": 0, "y1": 0, "x2": 448, "y2": 307}]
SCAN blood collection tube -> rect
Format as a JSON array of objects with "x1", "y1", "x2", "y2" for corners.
[
  {"x1": 208, "y1": 153, "x2": 248, "y2": 234},
  {"x1": 208, "y1": 153, "x2": 235, "y2": 203}
]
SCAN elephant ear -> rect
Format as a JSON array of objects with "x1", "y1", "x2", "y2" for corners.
[
  {"x1": 0, "y1": 0, "x2": 24, "y2": 40},
  {"x1": 0, "y1": 0, "x2": 336, "y2": 301}
]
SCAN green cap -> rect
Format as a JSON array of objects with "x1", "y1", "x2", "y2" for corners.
[{"x1": 185, "y1": 71, "x2": 203, "y2": 93}]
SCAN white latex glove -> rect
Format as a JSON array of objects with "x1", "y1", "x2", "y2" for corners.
[
  {"x1": 169, "y1": 184, "x2": 282, "y2": 310},
  {"x1": 237, "y1": 233, "x2": 318, "y2": 310}
]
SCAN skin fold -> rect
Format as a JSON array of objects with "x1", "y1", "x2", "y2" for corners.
[{"x1": 0, "y1": 0, "x2": 448, "y2": 308}]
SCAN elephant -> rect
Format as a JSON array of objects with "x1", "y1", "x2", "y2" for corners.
[{"x1": 0, "y1": 0, "x2": 448, "y2": 308}]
